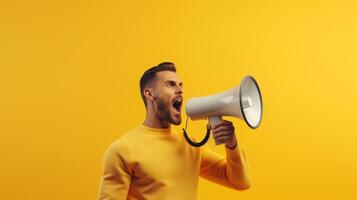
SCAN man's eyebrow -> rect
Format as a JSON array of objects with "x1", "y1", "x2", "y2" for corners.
[
  {"x1": 163, "y1": 80, "x2": 183, "y2": 86},
  {"x1": 164, "y1": 80, "x2": 176, "y2": 84}
]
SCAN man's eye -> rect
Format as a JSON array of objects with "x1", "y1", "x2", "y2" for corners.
[{"x1": 167, "y1": 82, "x2": 175, "y2": 87}]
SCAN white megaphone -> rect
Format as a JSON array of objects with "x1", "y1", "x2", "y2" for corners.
[{"x1": 183, "y1": 75, "x2": 263, "y2": 147}]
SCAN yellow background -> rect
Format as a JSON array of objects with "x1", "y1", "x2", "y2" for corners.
[{"x1": 1, "y1": 0, "x2": 356, "y2": 199}]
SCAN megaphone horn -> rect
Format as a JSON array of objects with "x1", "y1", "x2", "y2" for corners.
[{"x1": 183, "y1": 75, "x2": 263, "y2": 147}]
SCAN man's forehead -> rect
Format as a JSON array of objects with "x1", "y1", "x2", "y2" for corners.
[{"x1": 156, "y1": 71, "x2": 182, "y2": 83}]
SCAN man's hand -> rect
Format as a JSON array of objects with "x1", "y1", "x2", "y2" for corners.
[{"x1": 207, "y1": 120, "x2": 238, "y2": 149}]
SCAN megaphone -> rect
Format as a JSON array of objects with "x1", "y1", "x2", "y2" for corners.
[{"x1": 182, "y1": 75, "x2": 263, "y2": 147}]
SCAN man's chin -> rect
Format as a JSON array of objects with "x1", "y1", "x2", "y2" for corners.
[
  {"x1": 170, "y1": 115, "x2": 182, "y2": 125},
  {"x1": 171, "y1": 120, "x2": 181, "y2": 126}
]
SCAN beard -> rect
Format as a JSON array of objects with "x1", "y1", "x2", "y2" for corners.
[{"x1": 155, "y1": 96, "x2": 182, "y2": 125}]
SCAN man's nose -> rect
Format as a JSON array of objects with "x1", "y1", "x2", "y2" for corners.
[{"x1": 176, "y1": 86, "x2": 183, "y2": 94}]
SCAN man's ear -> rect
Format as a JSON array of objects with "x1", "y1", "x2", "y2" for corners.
[{"x1": 144, "y1": 88, "x2": 156, "y2": 102}]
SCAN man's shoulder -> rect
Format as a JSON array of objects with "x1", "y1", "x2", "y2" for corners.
[
  {"x1": 108, "y1": 126, "x2": 141, "y2": 149},
  {"x1": 103, "y1": 127, "x2": 138, "y2": 155}
]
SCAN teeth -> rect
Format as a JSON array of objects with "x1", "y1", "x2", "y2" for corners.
[
  {"x1": 173, "y1": 98, "x2": 182, "y2": 112},
  {"x1": 173, "y1": 98, "x2": 183, "y2": 104}
]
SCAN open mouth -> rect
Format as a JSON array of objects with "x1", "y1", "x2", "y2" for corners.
[{"x1": 172, "y1": 97, "x2": 183, "y2": 114}]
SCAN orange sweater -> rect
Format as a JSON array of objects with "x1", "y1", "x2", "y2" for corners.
[{"x1": 97, "y1": 124, "x2": 251, "y2": 200}]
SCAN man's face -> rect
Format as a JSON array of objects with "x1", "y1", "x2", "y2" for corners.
[{"x1": 150, "y1": 71, "x2": 184, "y2": 125}]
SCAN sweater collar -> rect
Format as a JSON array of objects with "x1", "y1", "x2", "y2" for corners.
[{"x1": 139, "y1": 123, "x2": 173, "y2": 134}]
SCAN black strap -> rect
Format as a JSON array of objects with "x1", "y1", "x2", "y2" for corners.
[
  {"x1": 182, "y1": 116, "x2": 210, "y2": 147},
  {"x1": 182, "y1": 127, "x2": 210, "y2": 147}
]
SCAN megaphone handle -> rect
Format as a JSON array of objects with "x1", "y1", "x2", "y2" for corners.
[{"x1": 208, "y1": 116, "x2": 224, "y2": 145}]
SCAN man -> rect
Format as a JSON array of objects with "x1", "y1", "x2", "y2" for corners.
[{"x1": 97, "y1": 62, "x2": 251, "y2": 200}]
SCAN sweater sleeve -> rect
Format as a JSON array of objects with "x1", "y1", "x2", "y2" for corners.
[
  {"x1": 97, "y1": 142, "x2": 132, "y2": 200},
  {"x1": 199, "y1": 144, "x2": 251, "y2": 190}
]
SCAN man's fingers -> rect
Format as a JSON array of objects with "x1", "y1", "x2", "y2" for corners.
[
  {"x1": 211, "y1": 120, "x2": 232, "y2": 129},
  {"x1": 214, "y1": 135, "x2": 233, "y2": 143},
  {"x1": 212, "y1": 131, "x2": 233, "y2": 139},
  {"x1": 212, "y1": 125, "x2": 234, "y2": 133}
]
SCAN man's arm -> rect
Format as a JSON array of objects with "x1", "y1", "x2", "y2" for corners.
[
  {"x1": 97, "y1": 142, "x2": 132, "y2": 200},
  {"x1": 199, "y1": 120, "x2": 251, "y2": 190}
]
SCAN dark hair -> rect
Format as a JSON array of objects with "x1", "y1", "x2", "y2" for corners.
[{"x1": 139, "y1": 62, "x2": 176, "y2": 106}]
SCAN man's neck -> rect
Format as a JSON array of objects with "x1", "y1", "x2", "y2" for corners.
[{"x1": 143, "y1": 115, "x2": 170, "y2": 129}]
